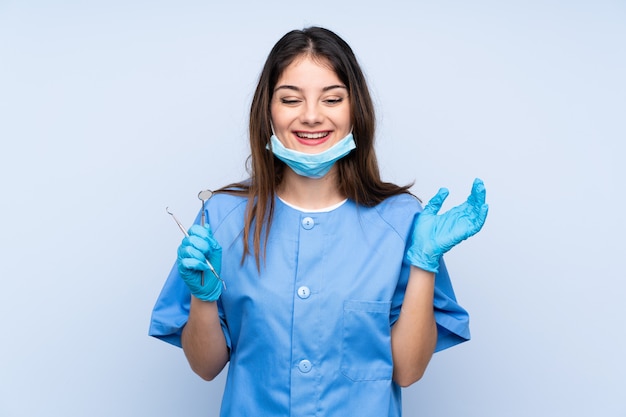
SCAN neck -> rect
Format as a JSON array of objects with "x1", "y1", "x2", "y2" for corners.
[{"x1": 278, "y1": 166, "x2": 345, "y2": 210}]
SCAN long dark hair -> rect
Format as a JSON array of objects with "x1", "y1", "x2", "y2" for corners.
[{"x1": 219, "y1": 27, "x2": 413, "y2": 269}]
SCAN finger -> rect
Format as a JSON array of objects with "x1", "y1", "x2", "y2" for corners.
[
  {"x1": 423, "y1": 187, "x2": 449, "y2": 215},
  {"x1": 467, "y1": 178, "x2": 486, "y2": 207},
  {"x1": 177, "y1": 244, "x2": 206, "y2": 263},
  {"x1": 189, "y1": 224, "x2": 212, "y2": 239},
  {"x1": 187, "y1": 235, "x2": 210, "y2": 253},
  {"x1": 469, "y1": 204, "x2": 489, "y2": 235},
  {"x1": 478, "y1": 204, "x2": 489, "y2": 227},
  {"x1": 188, "y1": 225, "x2": 220, "y2": 254},
  {"x1": 208, "y1": 237, "x2": 222, "y2": 253},
  {"x1": 179, "y1": 257, "x2": 209, "y2": 272}
]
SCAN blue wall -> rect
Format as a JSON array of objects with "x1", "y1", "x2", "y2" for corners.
[{"x1": 1, "y1": 1, "x2": 624, "y2": 416}]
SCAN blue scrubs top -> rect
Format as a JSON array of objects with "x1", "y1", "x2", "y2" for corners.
[{"x1": 150, "y1": 192, "x2": 470, "y2": 416}]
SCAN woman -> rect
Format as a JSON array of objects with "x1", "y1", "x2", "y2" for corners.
[{"x1": 150, "y1": 26, "x2": 488, "y2": 416}]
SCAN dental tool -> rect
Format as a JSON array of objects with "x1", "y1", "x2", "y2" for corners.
[
  {"x1": 198, "y1": 189, "x2": 214, "y2": 287},
  {"x1": 166, "y1": 205, "x2": 224, "y2": 289}
]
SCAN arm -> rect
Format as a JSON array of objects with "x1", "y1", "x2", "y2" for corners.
[
  {"x1": 394, "y1": 178, "x2": 489, "y2": 387},
  {"x1": 391, "y1": 266, "x2": 437, "y2": 387},
  {"x1": 177, "y1": 224, "x2": 229, "y2": 380},
  {"x1": 181, "y1": 297, "x2": 229, "y2": 381}
]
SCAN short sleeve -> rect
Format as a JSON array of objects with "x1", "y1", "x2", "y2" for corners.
[
  {"x1": 391, "y1": 256, "x2": 470, "y2": 352},
  {"x1": 148, "y1": 262, "x2": 233, "y2": 350},
  {"x1": 148, "y1": 263, "x2": 191, "y2": 348},
  {"x1": 432, "y1": 258, "x2": 470, "y2": 352}
]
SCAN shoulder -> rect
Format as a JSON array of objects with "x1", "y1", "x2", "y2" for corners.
[
  {"x1": 206, "y1": 192, "x2": 248, "y2": 230},
  {"x1": 369, "y1": 193, "x2": 423, "y2": 238},
  {"x1": 373, "y1": 192, "x2": 423, "y2": 217}
]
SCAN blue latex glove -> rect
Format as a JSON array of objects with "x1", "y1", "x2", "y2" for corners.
[
  {"x1": 177, "y1": 224, "x2": 223, "y2": 301},
  {"x1": 405, "y1": 178, "x2": 489, "y2": 273}
]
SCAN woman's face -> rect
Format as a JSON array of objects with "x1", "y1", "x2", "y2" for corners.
[{"x1": 270, "y1": 55, "x2": 351, "y2": 154}]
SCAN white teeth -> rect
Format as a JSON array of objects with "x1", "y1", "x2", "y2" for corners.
[{"x1": 296, "y1": 132, "x2": 329, "y2": 139}]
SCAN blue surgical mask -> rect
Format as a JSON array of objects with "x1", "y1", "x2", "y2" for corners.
[{"x1": 267, "y1": 133, "x2": 356, "y2": 179}]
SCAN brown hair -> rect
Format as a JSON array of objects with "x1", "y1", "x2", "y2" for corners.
[{"x1": 219, "y1": 27, "x2": 413, "y2": 269}]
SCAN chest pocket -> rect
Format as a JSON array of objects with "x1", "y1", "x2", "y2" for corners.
[{"x1": 340, "y1": 300, "x2": 393, "y2": 381}]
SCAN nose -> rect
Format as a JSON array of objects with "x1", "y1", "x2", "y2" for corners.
[{"x1": 299, "y1": 101, "x2": 323, "y2": 125}]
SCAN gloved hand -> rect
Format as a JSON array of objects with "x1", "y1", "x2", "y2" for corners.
[
  {"x1": 405, "y1": 178, "x2": 489, "y2": 273},
  {"x1": 177, "y1": 224, "x2": 223, "y2": 301}
]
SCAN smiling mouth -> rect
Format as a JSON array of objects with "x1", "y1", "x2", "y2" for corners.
[{"x1": 295, "y1": 132, "x2": 330, "y2": 139}]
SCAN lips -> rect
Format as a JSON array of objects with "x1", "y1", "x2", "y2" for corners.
[
  {"x1": 294, "y1": 131, "x2": 331, "y2": 146},
  {"x1": 295, "y1": 131, "x2": 329, "y2": 139}
]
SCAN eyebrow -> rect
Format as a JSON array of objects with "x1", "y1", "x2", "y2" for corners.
[{"x1": 274, "y1": 84, "x2": 347, "y2": 93}]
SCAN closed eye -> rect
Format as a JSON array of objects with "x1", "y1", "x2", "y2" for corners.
[
  {"x1": 323, "y1": 97, "x2": 344, "y2": 105},
  {"x1": 280, "y1": 98, "x2": 302, "y2": 105}
]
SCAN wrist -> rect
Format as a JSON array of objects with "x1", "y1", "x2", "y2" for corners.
[
  {"x1": 405, "y1": 247, "x2": 440, "y2": 273},
  {"x1": 191, "y1": 294, "x2": 218, "y2": 305},
  {"x1": 191, "y1": 277, "x2": 223, "y2": 302},
  {"x1": 181, "y1": 269, "x2": 223, "y2": 302},
  {"x1": 409, "y1": 265, "x2": 436, "y2": 279}
]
